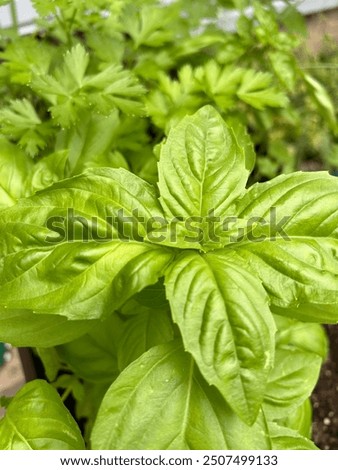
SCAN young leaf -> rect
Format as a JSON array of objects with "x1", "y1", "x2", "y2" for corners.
[
  {"x1": 263, "y1": 347, "x2": 321, "y2": 419},
  {"x1": 0, "y1": 380, "x2": 85, "y2": 450},
  {"x1": 36, "y1": 347, "x2": 62, "y2": 382},
  {"x1": 165, "y1": 250, "x2": 275, "y2": 424},
  {"x1": 0, "y1": 36, "x2": 53, "y2": 84},
  {"x1": 268, "y1": 51, "x2": 297, "y2": 92},
  {"x1": 91, "y1": 341, "x2": 271, "y2": 450},
  {"x1": 31, "y1": 45, "x2": 145, "y2": 127},
  {"x1": 158, "y1": 105, "x2": 248, "y2": 221},
  {"x1": 121, "y1": 4, "x2": 175, "y2": 49},
  {"x1": 268, "y1": 422, "x2": 318, "y2": 450},
  {"x1": 29, "y1": 151, "x2": 68, "y2": 192}
]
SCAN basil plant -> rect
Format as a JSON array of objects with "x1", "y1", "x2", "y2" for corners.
[{"x1": 0, "y1": 106, "x2": 336, "y2": 450}]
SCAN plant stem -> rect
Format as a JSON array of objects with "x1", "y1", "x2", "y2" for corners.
[
  {"x1": 61, "y1": 387, "x2": 72, "y2": 402},
  {"x1": 9, "y1": 0, "x2": 19, "y2": 35}
]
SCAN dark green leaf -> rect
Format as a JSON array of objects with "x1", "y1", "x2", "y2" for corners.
[{"x1": 57, "y1": 314, "x2": 123, "y2": 383}]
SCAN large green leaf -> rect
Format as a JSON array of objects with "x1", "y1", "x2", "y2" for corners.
[
  {"x1": 0, "y1": 240, "x2": 173, "y2": 319},
  {"x1": 232, "y1": 238, "x2": 338, "y2": 322},
  {"x1": 0, "y1": 380, "x2": 85, "y2": 450},
  {"x1": 0, "y1": 167, "x2": 165, "y2": 248},
  {"x1": 91, "y1": 341, "x2": 271, "y2": 450},
  {"x1": 0, "y1": 307, "x2": 94, "y2": 347},
  {"x1": 232, "y1": 172, "x2": 338, "y2": 322},
  {"x1": 0, "y1": 168, "x2": 173, "y2": 319},
  {"x1": 234, "y1": 172, "x2": 338, "y2": 238},
  {"x1": 165, "y1": 250, "x2": 275, "y2": 424},
  {"x1": 57, "y1": 314, "x2": 123, "y2": 383},
  {"x1": 263, "y1": 347, "x2": 321, "y2": 419},
  {"x1": 158, "y1": 106, "x2": 248, "y2": 220}
]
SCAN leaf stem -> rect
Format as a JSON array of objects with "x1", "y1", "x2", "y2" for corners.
[{"x1": 61, "y1": 387, "x2": 72, "y2": 402}]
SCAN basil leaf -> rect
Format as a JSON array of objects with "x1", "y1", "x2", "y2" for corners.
[
  {"x1": 0, "y1": 380, "x2": 85, "y2": 450},
  {"x1": 269, "y1": 422, "x2": 318, "y2": 450},
  {"x1": 158, "y1": 105, "x2": 248, "y2": 220},
  {"x1": 0, "y1": 138, "x2": 33, "y2": 208},
  {"x1": 165, "y1": 250, "x2": 275, "y2": 424},
  {"x1": 235, "y1": 172, "x2": 338, "y2": 238},
  {"x1": 117, "y1": 307, "x2": 174, "y2": 370},
  {"x1": 233, "y1": 238, "x2": 338, "y2": 322},
  {"x1": 57, "y1": 314, "x2": 123, "y2": 383},
  {"x1": 91, "y1": 341, "x2": 271, "y2": 450},
  {"x1": 274, "y1": 314, "x2": 328, "y2": 360},
  {"x1": 0, "y1": 307, "x2": 94, "y2": 347},
  {"x1": 0, "y1": 240, "x2": 173, "y2": 320},
  {"x1": 0, "y1": 166, "x2": 165, "y2": 255},
  {"x1": 263, "y1": 347, "x2": 321, "y2": 419},
  {"x1": 276, "y1": 399, "x2": 313, "y2": 439}
]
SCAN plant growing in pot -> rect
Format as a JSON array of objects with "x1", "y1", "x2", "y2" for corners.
[
  {"x1": 0, "y1": 0, "x2": 337, "y2": 450},
  {"x1": 0, "y1": 105, "x2": 336, "y2": 449}
]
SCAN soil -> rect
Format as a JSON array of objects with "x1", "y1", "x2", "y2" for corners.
[{"x1": 311, "y1": 324, "x2": 338, "y2": 449}]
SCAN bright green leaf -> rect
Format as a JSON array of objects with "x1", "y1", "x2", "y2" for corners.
[
  {"x1": 232, "y1": 238, "x2": 338, "y2": 322},
  {"x1": 0, "y1": 380, "x2": 85, "y2": 450},
  {"x1": 165, "y1": 250, "x2": 275, "y2": 424},
  {"x1": 235, "y1": 172, "x2": 338, "y2": 239},
  {"x1": 0, "y1": 307, "x2": 95, "y2": 347},
  {"x1": 0, "y1": 240, "x2": 173, "y2": 320},
  {"x1": 274, "y1": 315, "x2": 328, "y2": 360},
  {"x1": 263, "y1": 346, "x2": 321, "y2": 419},
  {"x1": 269, "y1": 422, "x2": 318, "y2": 450},
  {"x1": 276, "y1": 399, "x2": 313, "y2": 439},
  {"x1": 158, "y1": 105, "x2": 248, "y2": 221},
  {"x1": 36, "y1": 347, "x2": 62, "y2": 381},
  {"x1": 0, "y1": 138, "x2": 33, "y2": 208},
  {"x1": 91, "y1": 341, "x2": 271, "y2": 450},
  {"x1": 237, "y1": 70, "x2": 288, "y2": 109}
]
